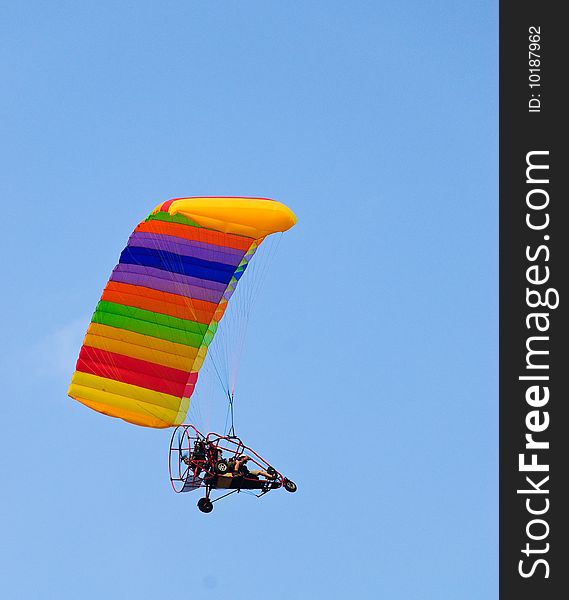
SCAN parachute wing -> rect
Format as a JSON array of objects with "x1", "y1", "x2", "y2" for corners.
[{"x1": 68, "y1": 197, "x2": 296, "y2": 428}]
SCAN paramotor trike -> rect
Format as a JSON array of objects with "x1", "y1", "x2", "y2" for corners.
[{"x1": 169, "y1": 424, "x2": 297, "y2": 513}]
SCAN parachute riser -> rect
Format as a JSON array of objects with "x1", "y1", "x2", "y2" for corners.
[{"x1": 227, "y1": 390, "x2": 236, "y2": 438}]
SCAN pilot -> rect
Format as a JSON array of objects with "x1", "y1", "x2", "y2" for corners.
[{"x1": 233, "y1": 454, "x2": 275, "y2": 479}]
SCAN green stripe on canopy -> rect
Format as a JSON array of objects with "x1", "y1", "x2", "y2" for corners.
[{"x1": 92, "y1": 310, "x2": 217, "y2": 348}]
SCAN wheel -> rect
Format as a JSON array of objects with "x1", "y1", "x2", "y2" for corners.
[
  {"x1": 214, "y1": 459, "x2": 229, "y2": 474},
  {"x1": 197, "y1": 498, "x2": 214, "y2": 513},
  {"x1": 267, "y1": 466, "x2": 277, "y2": 479},
  {"x1": 284, "y1": 478, "x2": 297, "y2": 493}
]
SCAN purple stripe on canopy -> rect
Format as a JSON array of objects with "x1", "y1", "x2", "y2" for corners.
[
  {"x1": 112, "y1": 263, "x2": 227, "y2": 291},
  {"x1": 127, "y1": 232, "x2": 245, "y2": 266},
  {"x1": 110, "y1": 264, "x2": 225, "y2": 303},
  {"x1": 223, "y1": 287, "x2": 237, "y2": 301}
]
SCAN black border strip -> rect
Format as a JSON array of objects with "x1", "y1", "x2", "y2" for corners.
[{"x1": 500, "y1": 3, "x2": 566, "y2": 598}]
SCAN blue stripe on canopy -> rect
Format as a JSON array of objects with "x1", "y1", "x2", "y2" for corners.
[{"x1": 119, "y1": 246, "x2": 235, "y2": 284}]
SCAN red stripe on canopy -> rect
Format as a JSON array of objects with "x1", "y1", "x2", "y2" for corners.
[{"x1": 77, "y1": 346, "x2": 192, "y2": 397}]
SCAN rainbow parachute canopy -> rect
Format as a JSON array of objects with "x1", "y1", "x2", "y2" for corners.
[{"x1": 68, "y1": 197, "x2": 296, "y2": 428}]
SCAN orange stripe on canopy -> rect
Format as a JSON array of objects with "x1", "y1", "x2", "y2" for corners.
[
  {"x1": 135, "y1": 220, "x2": 253, "y2": 250},
  {"x1": 101, "y1": 282, "x2": 225, "y2": 323}
]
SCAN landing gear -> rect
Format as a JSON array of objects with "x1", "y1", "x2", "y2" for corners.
[
  {"x1": 197, "y1": 497, "x2": 214, "y2": 513},
  {"x1": 214, "y1": 459, "x2": 229, "y2": 474},
  {"x1": 284, "y1": 478, "x2": 297, "y2": 493}
]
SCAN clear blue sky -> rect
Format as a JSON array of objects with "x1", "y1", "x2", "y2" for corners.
[{"x1": 0, "y1": 2, "x2": 497, "y2": 599}]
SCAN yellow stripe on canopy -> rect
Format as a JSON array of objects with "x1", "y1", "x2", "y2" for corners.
[
  {"x1": 70, "y1": 372, "x2": 182, "y2": 412},
  {"x1": 73, "y1": 395, "x2": 178, "y2": 428},
  {"x1": 153, "y1": 197, "x2": 297, "y2": 238},
  {"x1": 69, "y1": 376, "x2": 189, "y2": 427},
  {"x1": 87, "y1": 323, "x2": 205, "y2": 359},
  {"x1": 84, "y1": 329, "x2": 207, "y2": 371}
]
